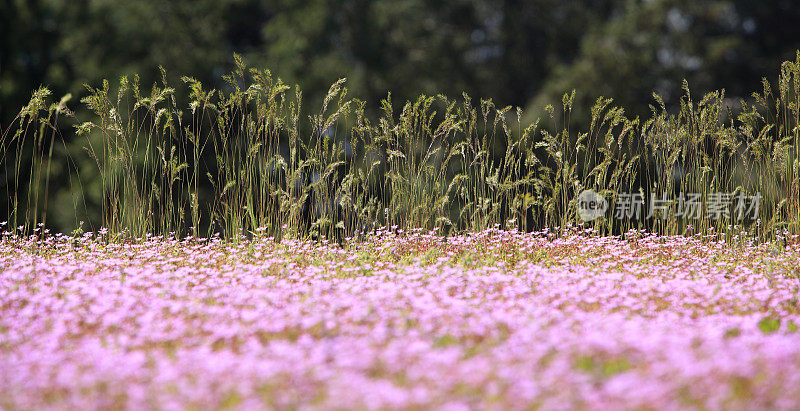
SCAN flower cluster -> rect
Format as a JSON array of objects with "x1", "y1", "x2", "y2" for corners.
[{"x1": 1, "y1": 230, "x2": 799, "y2": 409}]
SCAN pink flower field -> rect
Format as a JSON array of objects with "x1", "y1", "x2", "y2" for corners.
[{"x1": 2, "y1": 229, "x2": 800, "y2": 409}]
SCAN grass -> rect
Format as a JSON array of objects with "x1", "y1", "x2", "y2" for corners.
[{"x1": 2, "y1": 52, "x2": 800, "y2": 242}]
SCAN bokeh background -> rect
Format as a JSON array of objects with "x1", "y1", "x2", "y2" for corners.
[{"x1": 2, "y1": 0, "x2": 800, "y2": 233}]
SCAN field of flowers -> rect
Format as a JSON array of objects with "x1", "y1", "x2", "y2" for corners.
[{"x1": 2, "y1": 228, "x2": 800, "y2": 409}]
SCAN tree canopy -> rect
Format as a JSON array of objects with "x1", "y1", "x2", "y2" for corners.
[{"x1": 5, "y1": 0, "x2": 798, "y2": 127}]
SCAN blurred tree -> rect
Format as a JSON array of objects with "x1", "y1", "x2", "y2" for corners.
[
  {"x1": 1, "y1": 0, "x2": 236, "y2": 127},
  {"x1": 1, "y1": 0, "x2": 62, "y2": 129},
  {"x1": 4, "y1": 0, "x2": 800, "y2": 125},
  {"x1": 527, "y1": 0, "x2": 800, "y2": 125},
  {"x1": 249, "y1": 0, "x2": 619, "y2": 109},
  {"x1": 253, "y1": 0, "x2": 496, "y2": 109}
]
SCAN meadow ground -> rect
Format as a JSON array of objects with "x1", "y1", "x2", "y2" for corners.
[{"x1": 1, "y1": 228, "x2": 800, "y2": 409}]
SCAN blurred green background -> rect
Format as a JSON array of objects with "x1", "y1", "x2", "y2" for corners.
[{"x1": 2, "y1": 0, "x2": 800, "y2": 233}]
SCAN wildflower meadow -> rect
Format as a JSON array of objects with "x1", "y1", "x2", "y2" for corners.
[
  {"x1": 2, "y1": 228, "x2": 800, "y2": 408},
  {"x1": 2, "y1": 50, "x2": 800, "y2": 409}
]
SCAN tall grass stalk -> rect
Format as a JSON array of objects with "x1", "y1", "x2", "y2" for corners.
[{"x1": 4, "y1": 53, "x2": 800, "y2": 242}]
